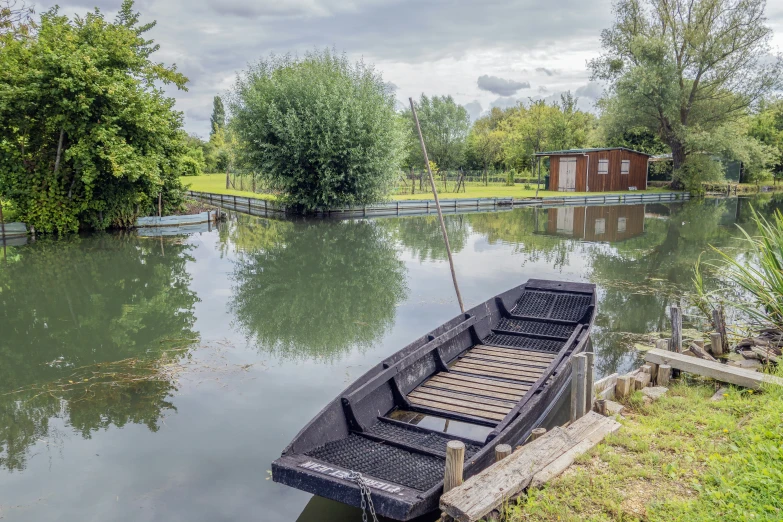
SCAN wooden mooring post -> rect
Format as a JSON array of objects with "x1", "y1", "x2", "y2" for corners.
[
  {"x1": 444, "y1": 440, "x2": 465, "y2": 494},
  {"x1": 670, "y1": 306, "x2": 683, "y2": 378},
  {"x1": 710, "y1": 333, "x2": 724, "y2": 356},
  {"x1": 570, "y1": 354, "x2": 587, "y2": 422},
  {"x1": 712, "y1": 308, "x2": 729, "y2": 354},
  {"x1": 530, "y1": 428, "x2": 547, "y2": 441},
  {"x1": 584, "y1": 352, "x2": 594, "y2": 414},
  {"x1": 495, "y1": 444, "x2": 512, "y2": 462}
]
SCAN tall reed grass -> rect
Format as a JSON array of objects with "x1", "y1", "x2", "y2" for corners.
[{"x1": 711, "y1": 207, "x2": 783, "y2": 328}]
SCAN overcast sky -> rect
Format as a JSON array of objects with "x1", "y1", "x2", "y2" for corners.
[{"x1": 36, "y1": 0, "x2": 783, "y2": 137}]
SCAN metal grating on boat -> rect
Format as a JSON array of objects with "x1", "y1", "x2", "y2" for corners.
[
  {"x1": 366, "y1": 421, "x2": 482, "y2": 458},
  {"x1": 510, "y1": 291, "x2": 554, "y2": 318},
  {"x1": 550, "y1": 294, "x2": 592, "y2": 321},
  {"x1": 495, "y1": 318, "x2": 573, "y2": 338},
  {"x1": 510, "y1": 291, "x2": 591, "y2": 322},
  {"x1": 306, "y1": 434, "x2": 444, "y2": 491},
  {"x1": 482, "y1": 334, "x2": 564, "y2": 353}
]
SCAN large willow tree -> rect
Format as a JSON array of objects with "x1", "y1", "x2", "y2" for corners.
[
  {"x1": 591, "y1": 0, "x2": 782, "y2": 188},
  {"x1": 0, "y1": 1, "x2": 189, "y2": 233},
  {"x1": 229, "y1": 50, "x2": 403, "y2": 213}
]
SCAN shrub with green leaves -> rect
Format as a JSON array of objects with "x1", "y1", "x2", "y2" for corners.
[
  {"x1": 0, "y1": 1, "x2": 188, "y2": 233},
  {"x1": 229, "y1": 50, "x2": 403, "y2": 213}
]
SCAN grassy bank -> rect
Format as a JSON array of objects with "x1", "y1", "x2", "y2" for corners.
[
  {"x1": 506, "y1": 376, "x2": 783, "y2": 521},
  {"x1": 181, "y1": 174, "x2": 277, "y2": 201},
  {"x1": 182, "y1": 175, "x2": 675, "y2": 203}
]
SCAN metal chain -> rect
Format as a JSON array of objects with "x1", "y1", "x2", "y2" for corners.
[{"x1": 348, "y1": 471, "x2": 378, "y2": 522}]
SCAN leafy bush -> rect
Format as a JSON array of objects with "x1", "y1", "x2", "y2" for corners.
[
  {"x1": 0, "y1": 1, "x2": 188, "y2": 233},
  {"x1": 506, "y1": 169, "x2": 516, "y2": 186},
  {"x1": 229, "y1": 49, "x2": 403, "y2": 213}
]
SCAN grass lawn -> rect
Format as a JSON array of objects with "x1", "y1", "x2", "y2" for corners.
[
  {"x1": 392, "y1": 184, "x2": 672, "y2": 201},
  {"x1": 504, "y1": 376, "x2": 783, "y2": 522},
  {"x1": 181, "y1": 174, "x2": 277, "y2": 201},
  {"x1": 182, "y1": 175, "x2": 676, "y2": 203}
]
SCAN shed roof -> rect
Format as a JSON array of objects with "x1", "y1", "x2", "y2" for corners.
[{"x1": 534, "y1": 147, "x2": 652, "y2": 157}]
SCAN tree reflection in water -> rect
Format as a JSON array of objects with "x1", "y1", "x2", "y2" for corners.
[
  {"x1": 228, "y1": 218, "x2": 408, "y2": 361},
  {"x1": 0, "y1": 234, "x2": 199, "y2": 471}
]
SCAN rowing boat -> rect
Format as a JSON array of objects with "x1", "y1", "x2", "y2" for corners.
[{"x1": 272, "y1": 279, "x2": 597, "y2": 520}]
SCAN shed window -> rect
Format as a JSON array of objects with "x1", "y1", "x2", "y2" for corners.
[
  {"x1": 595, "y1": 219, "x2": 606, "y2": 235},
  {"x1": 621, "y1": 160, "x2": 630, "y2": 175},
  {"x1": 618, "y1": 217, "x2": 627, "y2": 233},
  {"x1": 598, "y1": 159, "x2": 609, "y2": 174}
]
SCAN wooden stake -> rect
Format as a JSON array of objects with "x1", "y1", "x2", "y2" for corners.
[
  {"x1": 657, "y1": 364, "x2": 671, "y2": 387},
  {"x1": 596, "y1": 399, "x2": 607, "y2": 416},
  {"x1": 713, "y1": 308, "x2": 729, "y2": 354},
  {"x1": 444, "y1": 440, "x2": 465, "y2": 494},
  {"x1": 410, "y1": 98, "x2": 465, "y2": 313},
  {"x1": 531, "y1": 428, "x2": 547, "y2": 441},
  {"x1": 710, "y1": 333, "x2": 724, "y2": 356},
  {"x1": 495, "y1": 444, "x2": 512, "y2": 462},
  {"x1": 584, "y1": 352, "x2": 595, "y2": 415},
  {"x1": 158, "y1": 192, "x2": 162, "y2": 217},
  {"x1": 570, "y1": 354, "x2": 587, "y2": 422},
  {"x1": 655, "y1": 339, "x2": 670, "y2": 351},
  {"x1": 670, "y1": 306, "x2": 682, "y2": 353}
]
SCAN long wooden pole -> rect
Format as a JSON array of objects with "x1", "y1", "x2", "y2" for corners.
[
  {"x1": 0, "y1": 199, "x2": 6, "y2": 241},
  {"x1": 409, "y1": 97, "x2": 465, "y2": 313}
]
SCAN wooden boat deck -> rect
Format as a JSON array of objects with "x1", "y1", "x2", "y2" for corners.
[{"x1": 407, "y1": 345, "x2": 555, "y2": 423}]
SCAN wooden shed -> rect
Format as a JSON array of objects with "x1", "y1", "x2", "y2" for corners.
[{"x1": 536, "y1": 148, "x2": 651, "y2": 192}]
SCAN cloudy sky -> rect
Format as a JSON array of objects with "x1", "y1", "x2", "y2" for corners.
[{"x1": 36, "y1": 0, "x2": 783, "y2": 137}]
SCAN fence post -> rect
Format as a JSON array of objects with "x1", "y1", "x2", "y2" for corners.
[{"x1": 584, "y1": 351, "x2": 594, "y2": 414}]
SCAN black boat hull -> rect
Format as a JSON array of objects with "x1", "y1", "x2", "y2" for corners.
[{"x1": 273, "y1": 280, "x2": 597, "y2": 520}]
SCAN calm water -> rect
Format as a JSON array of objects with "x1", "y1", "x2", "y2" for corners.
[{"x1": 0, "y1": 196, "x2": 777, "y2": 521}]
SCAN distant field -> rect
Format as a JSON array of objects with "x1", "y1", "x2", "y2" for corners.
[{"x1": 182, "y1": 174, "x2": 674, "y2": 203}]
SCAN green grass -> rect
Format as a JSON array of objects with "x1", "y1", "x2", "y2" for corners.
[
  {"x1": 181, "y1": 174, "x2": 277, "y2": 201},
  {"x1": 393, "y1": 184, "x2": 672, "y2": 201},
  {"x1": 182, "y1": 175, "x2": 675, "y2": 203},
  {"x1": 503, "y1": 375, "x2": 783, "y2": 522}
]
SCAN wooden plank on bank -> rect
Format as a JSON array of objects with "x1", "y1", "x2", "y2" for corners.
[
  {"x1": 644, "y1": 348, "x2": 783, "y2": 389},
  {"x1": 440, "y1": 412, "x2": 620, "y2": 522}
]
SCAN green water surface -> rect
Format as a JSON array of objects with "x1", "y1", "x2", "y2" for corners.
[{"x1": 0, "y1": 196, "x2": 775, "y2": 521}]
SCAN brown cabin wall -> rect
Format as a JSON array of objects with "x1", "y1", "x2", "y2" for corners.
[
  {"x1": 547, "y1": 150, "x2": 649, "y2": 192},
  {"x1": 546, "y1": 204, "x2": 646, "y2": 242}
]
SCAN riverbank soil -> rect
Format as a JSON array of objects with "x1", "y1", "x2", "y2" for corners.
[{"x1": 506, "y1": 376, "x2": 783, "y2": 521}]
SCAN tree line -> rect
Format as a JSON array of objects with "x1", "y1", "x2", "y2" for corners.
[{"x1": 1, "y1": 0, "x2": 782, "y2": 229}]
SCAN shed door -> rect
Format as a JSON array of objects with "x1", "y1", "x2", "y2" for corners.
[{"x1": 558, "y1": 158, "x2": 577, "y2": 191}]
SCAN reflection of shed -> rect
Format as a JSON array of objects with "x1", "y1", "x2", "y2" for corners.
[
  {"x1": 536, "y1": 148, "x2": 651, "y2": 192},
  {"x1": 546, "y1": 204, "x2": 646, "y2": 242}
]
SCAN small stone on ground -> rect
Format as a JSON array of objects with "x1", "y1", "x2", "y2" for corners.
[
  {"x1": 641, "y1": 387, "x2": 668, "y2": 401},
  {"x1": 710, "y1": 387, "x2": 729, "y2": 402},
  {"x1": 604, "y1": 400, "x2": 625, "y2": 416}
]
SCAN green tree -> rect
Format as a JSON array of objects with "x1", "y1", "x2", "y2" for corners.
[
  {"x1": 466, "y1": 109, "x2": 506, "y2": 184},
  {"x1": 229, "y1": 50, "x2": 403, "y2": 212},
  {"x1": 590, "y1": 0, "x2": 782, "y2": 188},
  {"x1": 749, "y1": 98, "x2": 783, "y2": 181},
  {"x1": 0, "y1": 1, "x2": 189, "y2": 233},
  {"x1": 210, "y1": 95, "x2": 225, "y2": 137},
  {"x1": 0, "y1": 0, "x2": 34, "y2": 37},
  {"x1": 402, "y1": 94, "x2": 470, "y2": 170}
]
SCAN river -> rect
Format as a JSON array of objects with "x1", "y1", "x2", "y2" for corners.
[{"x1": 0, "y1": 195, "x2": 776, "y2": 521}]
